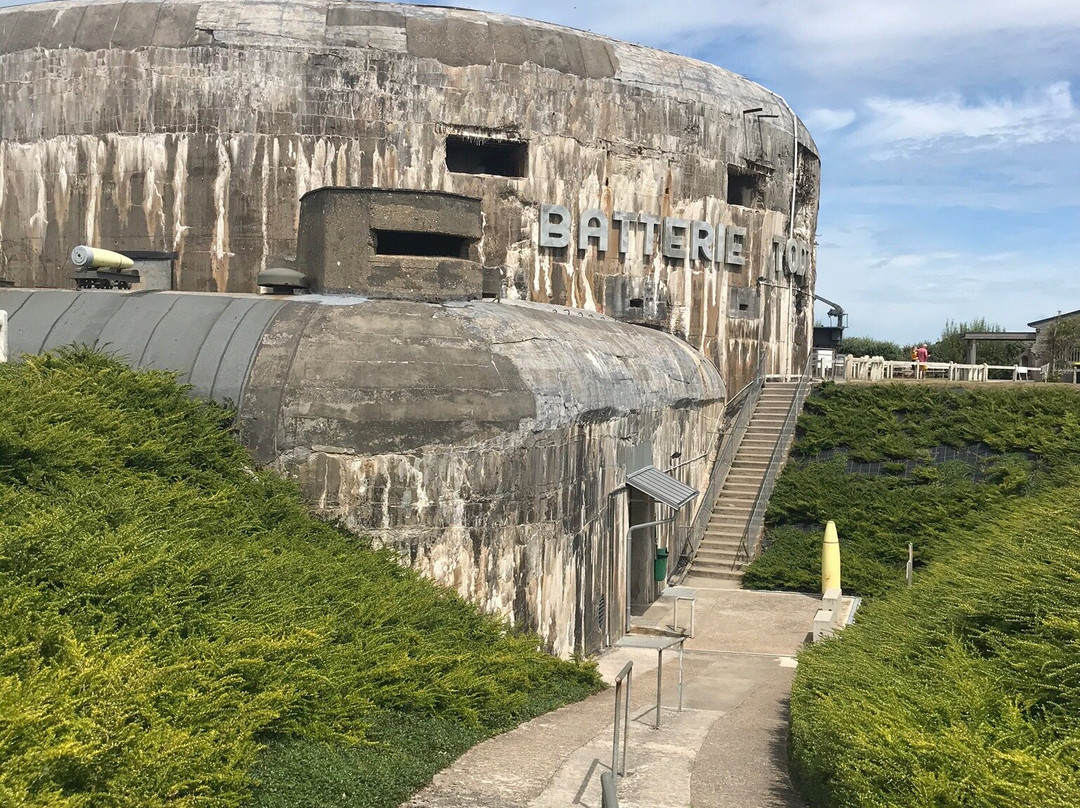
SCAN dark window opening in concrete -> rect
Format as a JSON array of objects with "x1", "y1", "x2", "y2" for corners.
[
  {"x1": 739, "y1": 302, "x2": 749, "y2": 311},
  {"x1": 629, "y1": 298, "x2": 645, "y2": 309},
  {"x1": 445, "y1": 136, "x2": 528, "y2": 177},
  {"x1": 373, "y1": 230, "x2": 470, "y2": 258},
  {"x1": 727, "y1": 166, "x2": 760, "y2": 207}
]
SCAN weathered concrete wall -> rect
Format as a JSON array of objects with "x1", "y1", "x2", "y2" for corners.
[
  {"x1": 297, "y1": 187, "x2": 483, "y2": 298},
  {"x1": 239, "y1": 298, "x2": 724, "y2": 656},
  {"x1": 0, "y1": 0, "x2": 818, "y2": 389},
  {"x1": 0, "y1": 288, "x2": 723, "y2": 656}
]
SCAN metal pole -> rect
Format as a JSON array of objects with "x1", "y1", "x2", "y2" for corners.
[
  {"x1": 622, "y1": 669, "x2": 630, "y2": 776},
  {"x1": 655, "y1": 648, "x2": 663, "y2": 729},
  {"x1": 678, "y1": 640, "x2": 684, "y2": 712},
  {"x1": 611, "y1": 684, "x2": 621, "y2": 776},
  {"x1": 612, "y1": 661, "x2": 632, "y2": 777}
]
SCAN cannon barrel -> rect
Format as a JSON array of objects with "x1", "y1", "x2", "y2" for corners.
[{"x1": 70, "y1": 246, "x2": 134, "y2": 270}]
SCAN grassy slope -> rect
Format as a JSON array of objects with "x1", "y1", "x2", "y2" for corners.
[
  {"x1": 0, "y1": 351, "x2": 601, "y2": 808},
  {"x1": 744, "y1": 382, "x2": 1080, "y2": 595},
  {"x1": 749, "y1": 383, "x2": 1080, "y2": 806},
  {"x1": 791, "y1": 485, "x2": 1080, "y2": 807}
]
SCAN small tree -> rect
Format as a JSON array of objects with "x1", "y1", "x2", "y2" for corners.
[
  {"x1": 1040, "y1": 317, "x2": 1080, "y2": 374},
  {"x1": 931, "y1": 318, "x2": 1026, "y2": 365},
  {"x1": 838, "y1": 336, "x2": 906, "y2": 360}
]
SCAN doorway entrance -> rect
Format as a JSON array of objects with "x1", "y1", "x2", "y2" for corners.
[{"x1": 628, "y1": 490, "x2": 658, "y2": 616}]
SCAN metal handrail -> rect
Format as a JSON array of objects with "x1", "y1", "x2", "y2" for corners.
[
  {"x1": 611, "y1": 660, "x2": 633, "y2": 780},
  {"x1": 653, "y1": 636, "x2": 686, "y2": 729},
  {"x1": 601, "y1": 771, "x2": 619, "y2": 808},
  {"x1": 672, "y1": 350, "x2": 768, "y2": 581},
  {"x1": 732, "y1": 353, "x2": 813, "y2": 568}
]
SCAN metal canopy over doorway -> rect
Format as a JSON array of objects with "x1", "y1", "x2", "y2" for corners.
[
  {"x1": 624, "y1": 465, "x2": 698, "y2": 634},
  {"x1": 626, "y1": 465, "x2": 698, "y2": 509}
]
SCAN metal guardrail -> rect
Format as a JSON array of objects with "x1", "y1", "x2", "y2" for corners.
[
  {"x1": 611, "y1": 660, "x2": 633, "y2": 782},
  {"x1": 673, "y1": 350, "x2": 768, "y2": 581},
  {"x1": 732, "y1": 354, "x2": 813, "y2": 568},
  {"x1": 653, "y1": 635, "x2": 686, "y2": 729},
  {"x1": 601, "y1": 770, "x2": 619, "y2": 808}
]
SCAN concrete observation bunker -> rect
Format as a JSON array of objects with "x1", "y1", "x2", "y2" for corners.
[
  {"x1": 0, "y1": 0, "x2": 821, "y2": 654},
  {"x1": 1, "y1": 280, "x2": 724, "y2": 657}
]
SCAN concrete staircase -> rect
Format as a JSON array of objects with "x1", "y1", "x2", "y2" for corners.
[{"x1": 690, "y1": 381, "x2": 801, "y2": 584}]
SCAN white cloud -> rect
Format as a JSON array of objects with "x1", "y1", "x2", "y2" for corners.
[
  {"x1": 854, "y1": 82, "x2": 1080, "y2": 153},
  {"x1": 805, "y1": 108, "x2": 857, "y2": 132}
]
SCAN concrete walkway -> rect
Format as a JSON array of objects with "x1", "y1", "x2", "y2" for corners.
[{"x1": 403, "y1": 584, "x2": 819, "y2": 808}]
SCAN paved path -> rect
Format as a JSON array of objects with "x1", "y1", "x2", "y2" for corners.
[{"x1": 404, "y1": 585, "x2": 819, "y2": 808}]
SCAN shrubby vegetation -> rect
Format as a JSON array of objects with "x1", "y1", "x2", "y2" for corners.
[
  {"x1": 930, "y1": 317, "x2": 1027, "y2": 365},
  {"x1": 0, "y1": 351, "x2": 601, "y2": 807},
  {"x1": 744, "y1": 382, "x2": 1080, "y2": 595},
  {"x1": 837, "y1": 336, "x2": 906, "y2": 360},
  {"x1": 748, "y1": 381, "x2": 1080, "y2": 806},
  {"x1": 791, "y1": 485, "x2": 1080, "y2": 808}
]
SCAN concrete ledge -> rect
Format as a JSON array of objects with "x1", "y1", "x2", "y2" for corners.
[{"x1": 812, "y1": 608, "x2": 834, "y2": 642}]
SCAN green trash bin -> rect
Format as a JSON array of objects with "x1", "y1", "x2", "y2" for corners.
[{"x1": 654, "y1": 547, "x2": 669, "y2": 582}]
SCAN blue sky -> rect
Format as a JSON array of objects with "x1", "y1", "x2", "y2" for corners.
[{"x1": 2, "y1": 0, "x2": 1077, "y2": 343}]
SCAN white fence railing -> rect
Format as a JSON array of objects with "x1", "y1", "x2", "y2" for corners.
[{"x1": 843, "y1": 357, "x2": 1038, "y2": 382}]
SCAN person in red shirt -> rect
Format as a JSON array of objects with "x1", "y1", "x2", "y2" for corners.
[{"x1": 916, "y1": 344, "x2": 930, "y2": 378}]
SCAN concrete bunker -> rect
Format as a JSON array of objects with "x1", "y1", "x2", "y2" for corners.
[
  {"x1": 0, "y1": 285, "x2": 723, "y2": 657},
  {"x1": 0, "y1": 0, "x2": 820, "y2": 391},
  {"x1": 0, "y1": 0, "x2": 826, "y2": 655}
]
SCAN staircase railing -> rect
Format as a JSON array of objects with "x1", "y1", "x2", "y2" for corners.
[
  {"x1": 732, "y1": 353, "x2": 813, "y2": 569},
  {"x1": 671, "y1": 349, "x2": 768, "y2": 582}
]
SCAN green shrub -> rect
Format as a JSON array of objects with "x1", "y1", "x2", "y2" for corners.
[
  {"x1": 0, "y1": 350, "x2": 601, "y2": 807},
  {"x1": 746, "y1": 383, "x2": 1080, "y2": 595},
  {"x1": 790, "y1": 489, "x2": 1080, "y2": 807}
]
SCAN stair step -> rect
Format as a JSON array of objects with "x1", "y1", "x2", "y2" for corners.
[
  {"x1": 697, "y1": 542, "x2": 743, "y2": 555},
  {"x1": 689, "y1": 565, "x2": 745, "y2": 581},
  {"x1": 700, "y1": 544, "x2": 744, "y2": 554},
  {"x1": 698, "y1": 546, "x2": 743, "y2": 557},
  {"x1": 705, "y1": 521, "x2": 747, "y2": 530},
  {"x1": 715, "y1": 497, "x2": 755, "y2": 508},
  {"x1": 700, "y1": 532, "x2": 744, "y2": 544},
  {"x1": 699, "y1": 534, "x2": 744, "y2": 546}
]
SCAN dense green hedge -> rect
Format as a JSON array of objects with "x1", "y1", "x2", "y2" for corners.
[
  {"x1": 755, "y1": 383, "x2": 1080, "y2": 805},
  {"x1": 0, "y1": 351, "x2": 601, "y2": 807},
  {"x1": 791, "y1": 486, "x2": 1080, "y2": 807},
  {"x1": 744, "y1": 383, "x2": 1080, "y2": 595}
]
